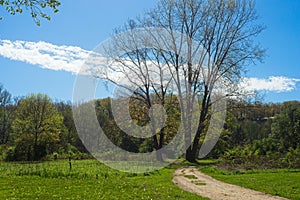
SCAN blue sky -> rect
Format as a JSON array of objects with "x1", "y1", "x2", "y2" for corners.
[{"x1": 0, "y1": 0, "x2": 299, "y2": 103}]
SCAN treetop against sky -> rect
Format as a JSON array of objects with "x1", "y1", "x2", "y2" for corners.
[{"x1": 0, "y1": 0, "x2": 299, "y2": 102}]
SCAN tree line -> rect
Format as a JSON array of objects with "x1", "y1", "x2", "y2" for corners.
[
  {"x1": 211, "y1": 100, "x2": 300, "y2": 168},
  {"x1": 0, "y1": 84, "x2": 299, "y2": 167},
  {"x1": 0, "y1": 84, "x2": 87, "y2": 161}
]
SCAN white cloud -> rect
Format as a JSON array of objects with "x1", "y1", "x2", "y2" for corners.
[
  {"x1": 0, "y1": 39, "x2": 299, "y2": 93},
  {"x1": 0, "y1": 39, "x2": 93, "y2": 74},
  {"x1": 241, "y1": 76, "x2": 300, "y2": 93}
]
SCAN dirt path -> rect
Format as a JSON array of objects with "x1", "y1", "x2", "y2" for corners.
[{"x1": 172, "y1": 166, "x2": 289, "y2": 200}]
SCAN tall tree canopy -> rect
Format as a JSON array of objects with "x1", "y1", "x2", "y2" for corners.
[
  {"x1": 271, "y1": 101, "x2": 300, "y2": 151},
  {"x1": 12, "y1": 94, "x2": 65, "y2": 160}
]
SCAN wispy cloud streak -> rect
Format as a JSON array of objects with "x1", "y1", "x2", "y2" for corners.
[
  {"x1": 0, "y1": 39, "x2": 92, "y2": 73},
  {"x1": 0, "y1": 39, "x2": 299, "y2": 93}
]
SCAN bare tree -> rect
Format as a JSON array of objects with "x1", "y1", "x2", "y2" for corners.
[
  {"x1": 0, "y1": 84, "x2": 14, "y2": 144},
  {"x1": 101, "y1": 23, "x2": 179, "y2": 161},
  {"x1": 100, "y1": 0, "x2": 264, "y2": 162}
]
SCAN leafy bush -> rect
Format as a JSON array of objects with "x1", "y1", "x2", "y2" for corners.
[
  {"x1": 280, "y1": 147, "x2": 300, "y2": 168},
  {"x1": 221, "y1": 142, "x2": 300, "y2": 169},
  {"x1": 3, "y1": 146, "x2": 15, "y2": 161}
]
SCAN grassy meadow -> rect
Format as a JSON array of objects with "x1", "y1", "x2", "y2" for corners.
[
  {"x1": 200, "y1": 166, "x2": 300, "y2": 200},
  {"x1": 0, "y1": 159, "x2": 299, "y2": 199},
  {"x1": 0, "y1": 160, "x2": 206, "y2": 200}
]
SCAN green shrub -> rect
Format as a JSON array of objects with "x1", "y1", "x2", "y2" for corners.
[
  {"x1": 221, "y1": 143, "x2": 300, "y2": 169},
  {"x1": 281, "y1": 147, "x2": 300, "y2": 168},
  {"x1": 53, "y1": 152, "x2": 59, "y2": 160},
  {"x1": 4, "y1": 146, "x2": 15, "y2": 161}
]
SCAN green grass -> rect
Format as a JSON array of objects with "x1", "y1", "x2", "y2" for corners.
[
  {"x1": 191, "y1": 180, "x2": 206, "y2": 186},
  {"x1": 2, "y1": 159, "x2": 298, "y2": 199},
  {"x1": 0, "y1": 160, "x2": 207, "y2": 199},
  {"x1": 183, "y1": 174, "x2": 198, "y2": 179},
  {"x1": 200, "y1": 166, "x2": 300, "y2": 200}
]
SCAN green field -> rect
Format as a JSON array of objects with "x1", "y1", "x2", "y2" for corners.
[
  {"x1": 200, "y1": 166, "x2": 300, "y2": 200},
  {"x1": 0, "y1": 160, "x2": 206, "y2": 200},
  {"x1": 1, "y1": 160, "x2": 300, "y2": 200}
]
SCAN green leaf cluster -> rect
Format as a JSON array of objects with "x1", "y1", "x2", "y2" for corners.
[{"x1": 0, "y1": 0, "x2": 61, "y2": 25}]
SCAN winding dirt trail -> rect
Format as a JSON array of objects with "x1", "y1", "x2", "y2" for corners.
[{"x1": 172, "y1": 166, "x2": 289, "y2": 200}]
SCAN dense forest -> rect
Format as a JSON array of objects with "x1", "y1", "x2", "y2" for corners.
[{"x1": 0, "y1": 84, "x2": 299, "y2": 168}]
